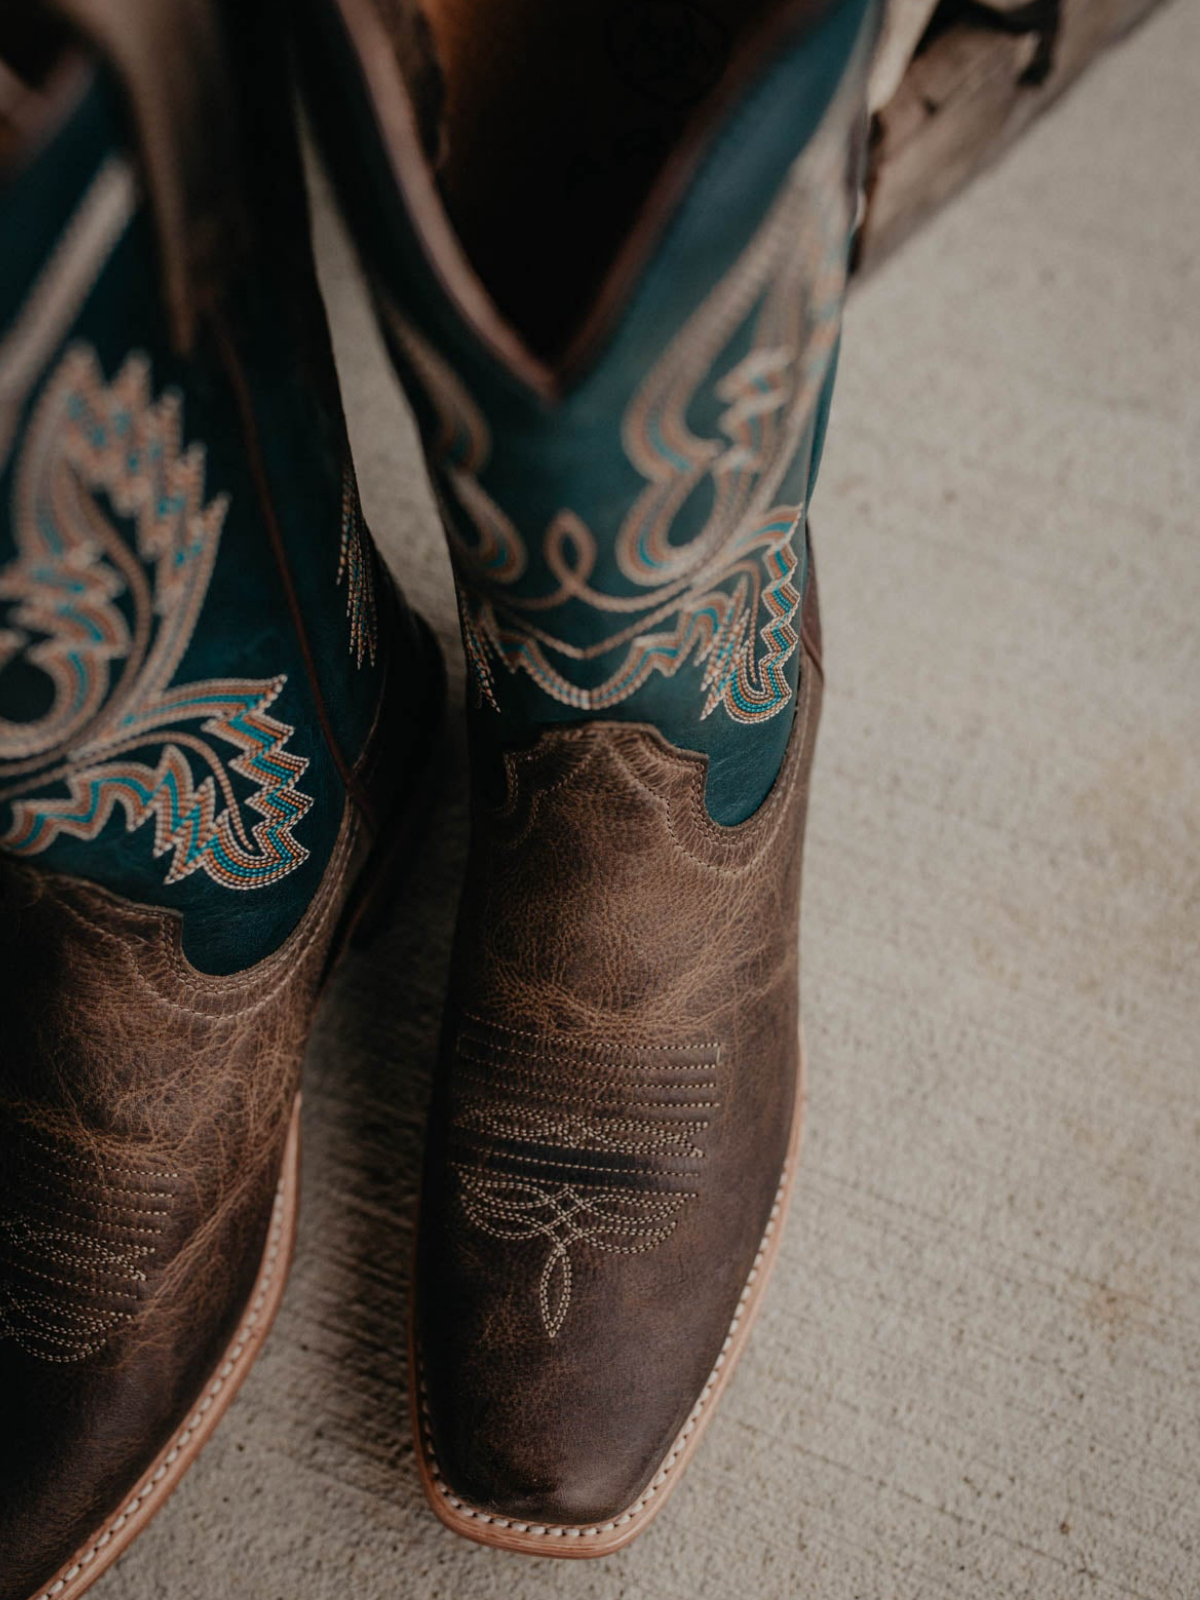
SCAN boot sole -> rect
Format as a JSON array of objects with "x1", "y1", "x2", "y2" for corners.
[{"x1": 409, "y1": 1033, "x2": 808, "y2": 1558}]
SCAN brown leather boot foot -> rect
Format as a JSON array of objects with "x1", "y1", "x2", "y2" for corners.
[
  {"x1": 294, "y1": 0, "x2": 871, "y2": 1552},
  {"x1": 411, "y1": 583, "x2": 822, "y2": 1556}
]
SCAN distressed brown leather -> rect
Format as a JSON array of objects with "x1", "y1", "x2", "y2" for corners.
[
  {"x1": 1, "y1": 840, "x2": 313, "y2": 1591},
  {"x1": 0, "y1": 837, "x2": 327, "y2": 1600},
  {"x1": 415, "y1": 568, "x2": 823, "y2": 1525},
  {"x1": 0, "y1": 6, "x2": 444, "y2": 1593},
  {"x1": 0, "y1": 624, "x2": 441, "y2": 1600}
]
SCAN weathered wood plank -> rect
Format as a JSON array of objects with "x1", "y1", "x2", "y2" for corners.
[{"x1": 858, "y1": 0, "x2": 1167, "y2": 270}]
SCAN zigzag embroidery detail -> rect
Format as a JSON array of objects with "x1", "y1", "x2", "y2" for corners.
[
  {"x1": 0, "y1": 344, "x2": 311, "y2": 890},
  {"x1": 385, "y1": 49, "x2": 865, "y2": 728},
  {"x1": 4, "y1": 680, "x2": 310, "y2": 888}
]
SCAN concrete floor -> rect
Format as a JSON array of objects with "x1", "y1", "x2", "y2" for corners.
[{"x1": 102, "y1": 2, "x2": 1199, "y2": 1595}]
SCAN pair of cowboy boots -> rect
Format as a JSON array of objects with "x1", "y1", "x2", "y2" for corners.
[{"x1": 0, "y1": 0, "x2": 876, "y2": 1589}]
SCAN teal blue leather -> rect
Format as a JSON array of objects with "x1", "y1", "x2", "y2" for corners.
[
  {"x1": 304, "y1": 0, "x2": 876, "y2": 821},
  {"x1": 0, "y1": 69, "x2": 401, "y2": 972}
]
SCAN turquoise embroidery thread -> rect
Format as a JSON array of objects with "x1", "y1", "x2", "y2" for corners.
[
  {"x1": 385, "y1": 55, "x2": 856, "y2": 732},
  {"x1": 0, "y1": 344, "x2": 311, "y2": 891}
]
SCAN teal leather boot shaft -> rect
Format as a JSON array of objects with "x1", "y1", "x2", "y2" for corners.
[{"x1": 302, "y1": 0, "x2": 877, "y2": 820}]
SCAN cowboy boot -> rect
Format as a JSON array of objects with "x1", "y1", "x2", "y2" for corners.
[
  {"x1": 0, "y1": 5, "x2": 442, "y2": 1597},
  {"x1": 298, "y1": 0, "x2": 876, "y2": 1554}
]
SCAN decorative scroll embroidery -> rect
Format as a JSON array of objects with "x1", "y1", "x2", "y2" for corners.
[
  {"x1": 0, "y1": 344, "x2": 311, "y2": 890},
  {"x1": 0, "y1": 1123, "x2": 178, "y2": 1364},
  {"x1": 338, "y1": 461, "x2": 378, "y2": 669},
  {"x1": 451, "y1": 1020, "x2": 720, "y2": 1339},
  {"x1": 387, "y1": 59, "x2": 863, "y2": 726}
]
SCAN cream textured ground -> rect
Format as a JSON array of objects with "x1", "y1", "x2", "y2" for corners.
[{"x1": 101, "y1": 4, "x2": 1199, "y2": 1595}]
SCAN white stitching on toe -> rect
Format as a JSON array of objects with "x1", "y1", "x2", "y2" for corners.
[
  {"x1": 418, "y1": 1161, "x2": 789, "y2": 1542},
  {"x1": 450, "y1": 1023, "x2": 722, "y2": 1340},
  {"x1": 32, "y1": 1150, "x2": 293, "y2": 1600}
]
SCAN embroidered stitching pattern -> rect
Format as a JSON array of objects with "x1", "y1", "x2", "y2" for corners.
[
  {"x1": 605, "y1": 687, "x2": 811, "y2": 877},
  {"x1": 386, "y1": 58, "x2": 864, "y2": 728},
  {"x1": 487, "y1": 651, "x2": 813, "y2": 880},
  {"x1": 451, "y1": 1019, "x2": 720, "y2": 1339},
  {"x1": 419, "y1": 1152, "x2": 790, "y2": 1540},
  {"x1": 31, "y1": 1128, "x2": 294, "y2": 1600},
  {"x1": 0, "y1": 344, "x2": 312, "y2": 890},
  {"x1": 39, "y1": 807, "x2": 357, "y2": 1018},
  {"x1": 337, "y1": 461, "x2": 377, "y2": 669},
  {"x1": 456, "y1": 1172, "x2": 694, "y2": 1339},
  {"x1": 0, "y1": 1123, "x2": 179, "y2": 1363}
]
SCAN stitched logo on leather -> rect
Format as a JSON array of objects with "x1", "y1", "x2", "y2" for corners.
[
  {"x1": 0, "y1": 1122, "x2": 179, "y2": 1363},
  {"x1": 0, "y1": 343, "x2": 312, "y2": 889},
  {"x1": 450, "y1": 1017, "x2": 721, "y2": 1339}
]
